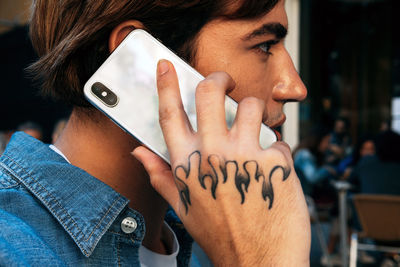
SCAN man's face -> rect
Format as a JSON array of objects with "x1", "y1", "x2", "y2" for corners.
[
  {"x1": 193, "y1": 0, "x2": 307, "y2": 131},
  {"x1": 334, "y1": 120, "x2": 346, "y2": 134},
  {"x1": 360, "y1": 140, "x2": 375, "y2": 157}
]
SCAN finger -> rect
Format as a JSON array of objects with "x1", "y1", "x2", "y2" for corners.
[
  {"x1": 157, "y1": 60, "x2": 192, "y2": 150},
  {"x1": 195, "y1": 72, "x2": 235, "y2": 136},
  {"x1": 132, "y1": 146, "x2": 180, "y2": 210},
  {"x1": 231, "y1": 97, "x2": 265, "y2": 146}
]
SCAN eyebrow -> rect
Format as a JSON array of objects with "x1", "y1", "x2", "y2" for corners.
[{"x1": 242, "y1": 23, "x2": 288, "y2": 41}]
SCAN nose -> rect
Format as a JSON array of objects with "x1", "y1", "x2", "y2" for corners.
[{"x1": 272, "y1": 50, "x2": 307, "y2": 102}]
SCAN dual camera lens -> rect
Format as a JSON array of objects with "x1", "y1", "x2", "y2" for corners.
[{"x1": 91, "y1": 82, "x2": 119, "y2": 107}]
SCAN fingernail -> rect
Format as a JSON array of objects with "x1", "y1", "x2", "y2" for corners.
[
  {"x1": 131, "y1": 150, "x2": 142, "y2": 162},
  {"x1": 157, "y1": 60, "x2": 170, "y2": 76}
]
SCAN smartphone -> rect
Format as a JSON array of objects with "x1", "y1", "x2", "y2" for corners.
[{"x1": 84, "y1": 29, "x2": 276, "y2": 164}]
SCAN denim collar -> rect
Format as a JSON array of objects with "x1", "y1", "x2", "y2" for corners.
[{"x1": 1, "y1": 132, "x2": 130, "y2": 257}]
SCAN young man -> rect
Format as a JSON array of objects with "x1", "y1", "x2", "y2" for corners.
[{"x1": 0, "y1": 0, "x2": 310, "y2": 266}]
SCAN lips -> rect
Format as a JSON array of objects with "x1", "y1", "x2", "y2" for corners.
[
  {"x1": 265, "y1": 115, "x2": 286, "y2": 142},
  {"x1": 273, "y1": 129, "x2": 282, "y2": 141}
]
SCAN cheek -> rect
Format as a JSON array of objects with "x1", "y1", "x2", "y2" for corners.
[
  {"x1": 193, "y1": 34, "x2": 236, "y2": 77},
  {"x1": 195, "y1": 53, "x2": 273, "y2": 103},
  {"x1": 193, "y1": 36, "x2": 276, "y2": 104},
  {"x1": 228, "y1": 67, "x2": 274, "y2": 104}
]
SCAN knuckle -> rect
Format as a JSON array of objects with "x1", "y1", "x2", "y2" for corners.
[
  {"x1": 149, "y1": 168, "x2": 171, "y2": 192},
  {"x1": 196, "y1": 78, "x2": 219, "y2": 96},
  {"x1": 196, "y1": 72, "x2": 236, "y2": 99},
  {"x1": 239, "y1": 97, "x2": 264, "y2": 117},
  {"x1": 265, "y1": 147, "x2": 288, "y2": 163},
  {"x1": 271, "y1": 142, "x2": 292, "y2": 158},
  {"x1": 158, "y1": 105, "x2": 181, "y2": 126},
  {"x1": 208, "y1": 71, "x2": 231, "y2": 81},
  {"x1": 240, "y1": 96, "x2": 264, "y2": 108},
  {"x1": 149, "y1": 175, "x2": 161, "y2": 191}
]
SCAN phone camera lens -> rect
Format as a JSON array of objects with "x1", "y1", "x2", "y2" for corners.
[{"x1": 91, "y1": 82, "x2": 119, "y2": 107}]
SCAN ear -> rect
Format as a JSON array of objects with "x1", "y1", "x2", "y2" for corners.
[{"x1": 109, "y1": 20, "x2": 145, "y2": 52}]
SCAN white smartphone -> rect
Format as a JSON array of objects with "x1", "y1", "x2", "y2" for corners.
[{"x1": 84, "y1": 29, "x2": 277, "y2": 164}]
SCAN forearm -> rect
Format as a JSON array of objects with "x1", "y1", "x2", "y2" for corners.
[
  {"x1": 209, "y1": 247, "x2": 310, "y2": 267},
  {"x1": 207, "y1": 233, "x2": 310, "y2": 267}
]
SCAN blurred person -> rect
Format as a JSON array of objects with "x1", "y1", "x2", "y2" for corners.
[
  {"x1": 350, "y1": 130, "x2": 400, "y2": 195},
  {"x1": 320, "y1": 116, "x2": 353, "y2": 257},
  {"x1": 293, "y1": 126, "x2": 336, "y2": 196},
  {"x1": 359, "y1": 139, "x2": 375, "y2": 157},
  {"x1": 333, "y1": 135, "x2": 378, "y2": 265},
  {"x1": 294, "y1": 128, "x2": 341, "y2": 265},
  {"x1": 51, "y1": 118, "x2": 68, "y2": 144},
  {"x1": 0, "y1": 0, "x2": 310, "y2": 266},
  {"x1": 337, "y1": 134, "x2": 376, "y2": 180},
  {"x1": 324, "y1": 117, "x2": 353, "y2": 166},
  {"x1": 380, "y1": 119, "x2": 391, "y2": 132},
  {"x1": 17, "y1": 121, "x2": 43, "y2": 141},
  {"x1": 319, "y1": 120, "x2": 357, "y2": 263}
]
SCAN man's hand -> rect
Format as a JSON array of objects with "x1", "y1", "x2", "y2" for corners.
[{"x1": 133, "y1": 60, "x2": 311, "y2": 266}]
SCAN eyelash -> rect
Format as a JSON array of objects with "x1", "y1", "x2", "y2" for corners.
[{"x1": 255, "y1": 40, "x2": 279, "y2": 55}]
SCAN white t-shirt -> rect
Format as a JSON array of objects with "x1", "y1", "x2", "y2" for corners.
[
  {"x1": 139, "y1": 222, "x2": 179, "y2": 267},
  {"x1": 49, "y1": 145, "x2": 179, "y2": 267}
]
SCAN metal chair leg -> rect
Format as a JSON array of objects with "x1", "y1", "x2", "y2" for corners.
[{"x1": 349, "y1": 232, "x2": 358, "y2": 267}]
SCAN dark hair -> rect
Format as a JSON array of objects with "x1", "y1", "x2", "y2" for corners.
[{"x1": 28, "y1": 0, "x2": 278, "y2": 107}]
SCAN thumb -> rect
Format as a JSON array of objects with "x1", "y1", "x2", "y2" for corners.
[{"x1": 132, "y1": 146, "x2": 180, "y2": 210}]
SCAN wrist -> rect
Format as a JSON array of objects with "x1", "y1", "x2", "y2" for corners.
[
  {"x1": 205, "y1": 236, "x2": 310, "y2": 267},
  {"x1": 205, "y1": 222, "x2": 311, "y2": 267},
  {"x1": 209, "y1": 248, "x2": 309, "y2": 267}
]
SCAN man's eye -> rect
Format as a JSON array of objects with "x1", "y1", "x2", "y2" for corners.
[{"x1": 257, "y1": 40, "x2": 279, "y2": 55}]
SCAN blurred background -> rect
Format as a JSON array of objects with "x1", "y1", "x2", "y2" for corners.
[
  {"x1": 299, "y1": 0, "x2": 400, "y2": 143},
  {"x1": 0, "y1": 0, "x2": 70, "y2": 144},
  {"x1": 1, "y1": 0, "x2": 399, "y2": 266}
]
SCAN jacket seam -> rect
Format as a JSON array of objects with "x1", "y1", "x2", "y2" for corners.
[
  {"x1": 0, "y1": 161, "x2": 22, "y2": 189},
  {"x1": 117, "y1": 235, "x2": 122, "y2": 267},
  {"x1": 130, "y1": 237, "x2": 138, "y2": 246}
]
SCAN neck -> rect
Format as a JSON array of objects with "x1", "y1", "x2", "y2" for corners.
[{"x1": 54, "y1": 108, "x2": 169, "y2": 253}]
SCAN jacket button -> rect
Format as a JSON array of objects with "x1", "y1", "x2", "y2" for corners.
[{"x1": 121, "y1": 217, "x2": 137, "y2": 234}]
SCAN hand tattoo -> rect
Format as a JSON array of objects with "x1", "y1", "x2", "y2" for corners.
[
  {"x1": 174, "y1": 151, "x2": 202, "y2": 213},
  {"x1": 174, "y1": 151, "x2": 291, "y2": 214},
  {"x1": 261, "y1": 165, "x2": 291, "y2": 209}
]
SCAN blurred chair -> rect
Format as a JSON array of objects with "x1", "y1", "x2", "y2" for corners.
[{"x1": 349, "y1": 194, "x2": 400, "y2": 267}]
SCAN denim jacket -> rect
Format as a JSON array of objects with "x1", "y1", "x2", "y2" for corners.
[{"x1": 0, "y1": 132, "x2": 193, "y2": 266}]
